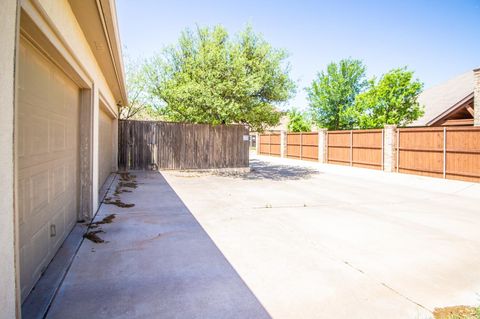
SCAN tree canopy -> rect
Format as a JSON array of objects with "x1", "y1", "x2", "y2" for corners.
[
  {"x1": 120, "y1": 57, "x2": 157, "y2": 120},
  {"x1": 287, "y1": 109, "x2": 312, "y2": 132},
  {"x1": 146, "y1": 25, "x2": 296, "y2": 131},
  {"x1": 307, "y1": 59, "x2": 424, "y2": 130},
  {"x1": 307, "y1": 59, "x2": 367, "y2": 130},
  {"x1": 353, "y1": 68, "x2": 424, "y2": 128}
]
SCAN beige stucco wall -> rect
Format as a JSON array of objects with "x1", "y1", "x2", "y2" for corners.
[
  {"x1": 0, "y1": 0, "x2": 19, "y2": 317},
  {"x1": 0, "y1": 0, "x2": 125, "y2": 315}
]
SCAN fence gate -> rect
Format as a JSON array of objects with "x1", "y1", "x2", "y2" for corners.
[{"x1": 118, "y1": 120, "x2": 250, "y2": 170}]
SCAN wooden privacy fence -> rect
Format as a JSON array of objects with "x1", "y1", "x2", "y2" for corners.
[
  {"x1": 258, "y1": 126, "x2": 480, "y2": 183},
  {"x1": 396, "y1": 126, "x2": 480, "y2": 182},
  {"x1": 286, "y1": 132, "x2": 318, "y2": 161},
  {"x1": 259, "y1": 133, "x2": 281, "y2": 156},
  {"x1": 119, "y1": 120, "x2": 250, "y2": 170},
  {"x1": 327, "y1": 129, "x2": 383, "y2": 170}
]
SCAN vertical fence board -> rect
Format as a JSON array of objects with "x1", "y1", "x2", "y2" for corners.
[
  {"x1": 259, "y1": 133, "x2": 281, "y2": 156},
  {"x1": 118, "y1": 120, "x2": 249, "y2": 170}
]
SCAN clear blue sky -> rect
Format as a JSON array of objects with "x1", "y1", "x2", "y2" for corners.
[{"x1": 116, "y1": 0, "x2": 480, "y2": 110}]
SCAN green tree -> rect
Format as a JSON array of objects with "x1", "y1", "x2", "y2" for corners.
[
  {"x1": 121, "y1": 56, "x2": 161, "y2": 120},
  {"x1": 146, "y1": 25, "x2": 296, "y2": 131},
  {"x1": 353, "y1": 68, "x2": 424, "y2": 128},
  {"x1": 307, "y1": 59, "x2": 367, "y2": 130},
  {"x1": 287, "y1": 109, "x2": 312, "y2": 132}
]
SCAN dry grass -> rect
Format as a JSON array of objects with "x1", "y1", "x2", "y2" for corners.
[{"x1": 433, "y1": 306, "x2": 480, "y2": 319}]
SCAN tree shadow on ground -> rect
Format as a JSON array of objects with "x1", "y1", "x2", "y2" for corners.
[{"x1": 220, "y1": 159, "x2": 319, "y2": 181}]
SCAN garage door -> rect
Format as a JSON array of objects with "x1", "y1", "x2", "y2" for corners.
[
  {"x1": 17, "y1": 38, "x2": 80, "y2": 301},
  {"x1": 98, "y1": 107, "x2": 114, "y2": 192}
]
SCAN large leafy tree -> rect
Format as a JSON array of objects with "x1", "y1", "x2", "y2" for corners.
[
  {"x1": 287, "y1": 109, "x2": 312, "y2": 132},
  {"x1": 146, "y1": 25, "x2": 295, "y2": 131},
  {"x1": 353, "y1": 68, "x2": 424, "y2": 128},
  {"x1": 307, "y1": 59, "x2": 367, "y2": 130},
  {"x1": 120, "y1": 57, "x2": 161, "y2": 120}
]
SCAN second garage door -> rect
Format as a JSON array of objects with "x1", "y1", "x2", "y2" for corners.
[{"x1": 98, "y1": 107, "x2": 114, "y2": 192}]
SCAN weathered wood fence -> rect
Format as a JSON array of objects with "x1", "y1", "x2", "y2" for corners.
[
  {"x1": 119, "y1": 120, "x2": 250, "y2": 170},
  {"x1": 258, "y1": 126, "x2": 480, "y2": 183}
]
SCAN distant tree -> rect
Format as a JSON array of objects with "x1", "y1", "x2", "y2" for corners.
[
  {"x1": 145, "y1": 25, "x2": 296, "y2": 131},
  {"x1": 353, "y1": 68, "x2": 424, "y2": 128},
  {"x1": 149, "y1": 26, "x2": 295, "y2": 131},
  {"x1": 307, "y1": 58, "x2": 367, "y2": 130},
  {"x1": 287, "y1": 109, "x2": 312, "y2": 132},
  {"x1": 120, "y1": 57, "x2": 160, "y2": 120}
]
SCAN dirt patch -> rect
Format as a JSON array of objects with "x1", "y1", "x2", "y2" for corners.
[
  {"x1": 83, "y1": 230, "x2": 105, "y2": 243},
  {"x1": 103, "y1": 198, "x2": 135, "y2": 208},
  {"x1": 433, "y1": 306, "x2": 480, "y2": 319},
  {"x1": 118, "y1": 181, "x2": 137, "y2": 189},
  {"x1": 102, "y1": 172, "x2": 137, "y2": 208},
  {"x1": 119, "y1": 172, "x2": 136, "y2": 181},
  {"x1": 91, "y1": 214, "x2": 116, "y2": 226}
]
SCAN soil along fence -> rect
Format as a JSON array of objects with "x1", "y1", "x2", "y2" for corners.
[
  {"x1": 258, "y1": 126, "x2": 480, "y2": 183},
  {"x1": 119, "y1": 120, "x2": 249, "y2": 170}
]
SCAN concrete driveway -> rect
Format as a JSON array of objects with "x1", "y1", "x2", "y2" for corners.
[{"x1": 161, "y1": 154, "x2": 480, "y2": 319}]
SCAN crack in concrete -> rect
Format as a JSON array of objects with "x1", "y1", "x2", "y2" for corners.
[{"x1": 273, "y1": 214, "x2": 434, "y2": 315}]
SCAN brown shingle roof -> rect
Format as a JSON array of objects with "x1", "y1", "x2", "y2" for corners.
[{"x1": 410, "y1": 70, "x2": 475, "y2": 126}]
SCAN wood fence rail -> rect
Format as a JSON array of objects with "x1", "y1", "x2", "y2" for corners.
[
  {"x1": 258, "y1": 126, "x2": 480, "y2": 183},
  {"x1": 327, "y1": 129, "x2": 384, "y2": 170},
  {"x1": 259, "y1": 133, "x2": 281, "y2": 156},
  {"x1": 396, "y1": 126, "x2": 480, "y2": 182},
  {"x1": 119, "y1": 120, "x2": 249, "y2": 170}
]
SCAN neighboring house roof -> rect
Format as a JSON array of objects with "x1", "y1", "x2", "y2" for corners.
[{"x1": 410, "y1": 70, "x2": 475, "y2": 126}]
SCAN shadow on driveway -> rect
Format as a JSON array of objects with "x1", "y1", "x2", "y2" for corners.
[
  {"x1": 238, "y1": 159, "x2": 319, "y2": 181},
  {"x1": 44, "y1": 171, "x2": 271, "y2": 319}
]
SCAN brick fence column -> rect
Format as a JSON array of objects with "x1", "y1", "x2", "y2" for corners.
[
  {"x1": 383, "y1": 125, "x2": 397, "y2": 172},
  {"x1": 255, "y1": 132, "x2": 260, "y2": 155},
  {"x1": 280, "y1": 130, "x2": 287, "y2": 158},
  {"x1": 474, "y1": 68, "x2": 480, "y2": 126},
  {"x1": 317, "y1": 129, "x2": 327, "y2": 163}
]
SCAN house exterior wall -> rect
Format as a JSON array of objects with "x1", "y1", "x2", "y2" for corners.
[
  {"x1": 0, "y1": 0, "x2": 125, "y2": 316},
  {"x1": 0, "y1": 0, "x2": 20, "y2": 317}
]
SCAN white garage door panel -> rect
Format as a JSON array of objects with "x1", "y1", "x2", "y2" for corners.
[
  {"x1": 17, "y1": 38, "x2": 80, "y2": 301},
  {"x1": 98, "y1": 108, "x2": 114, "y2": 190}
]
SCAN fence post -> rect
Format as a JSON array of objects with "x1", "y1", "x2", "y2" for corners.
[
  {"x1": 317, "y1": 129, "x2": 327, "y2": 163},
  {"x1": 280, "y1": 130, "x2": 287, "y2": 158},
  {"x1": 300, "y1": 132, "x2": 303, "y2": 160},
  {"x1": 268, "y1": 134, "x2": 272, "y2": 155},
  {"x1": 474, "y1": 68, "x2": 480, "y2": 126},
  {"x1": 255, "y1": 132, "x2": 260, "y2": 155},
  {"x1": 381, "y1": 129, "x2": 384, "y2": 170},
  {"x1": 383, "y1": 125, "x2": 397, "y2": 172},
  {"x1": 443, "y1": 127, "x2": 447, "y2": 178},
  {"x1": 350, "y1": 130, "x2": 353, "y2": 166}
]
